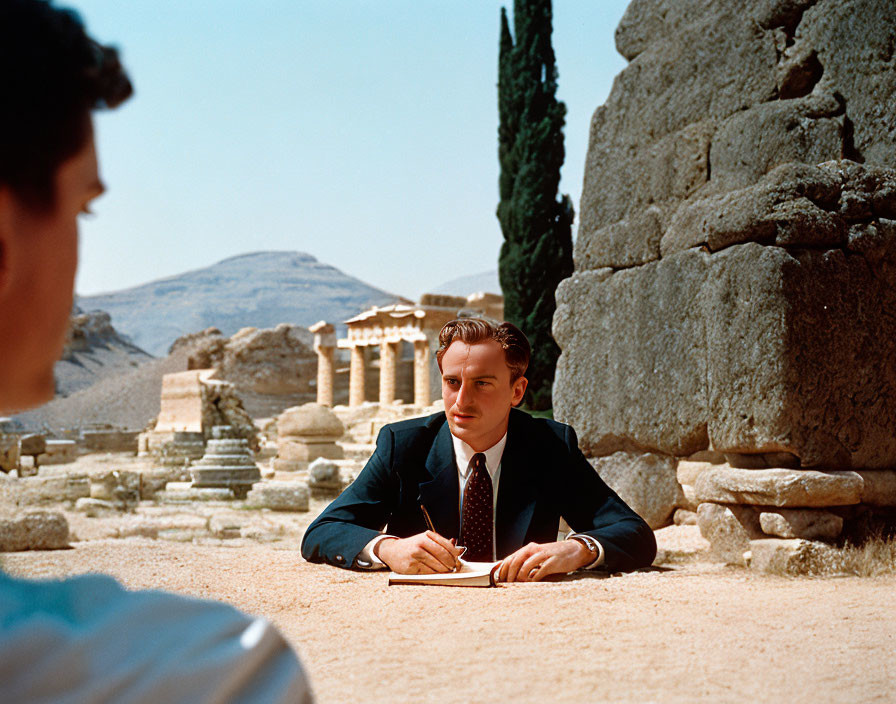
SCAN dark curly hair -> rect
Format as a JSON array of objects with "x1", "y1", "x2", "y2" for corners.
[
  {"x1": 0, "y1": 0, "x2": 132, "y2": 209},
  {"x1": 436, "y1": 318, "x2": 530, "y2": 382}
]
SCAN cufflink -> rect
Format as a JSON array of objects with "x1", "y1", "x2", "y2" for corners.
[{"x1": 335, "y1": 555, "x2": 345, "y2": 564}]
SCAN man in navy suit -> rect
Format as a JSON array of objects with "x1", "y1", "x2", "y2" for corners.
[{"x1": 301, "y1": 318, "x2": 656, "y2": 581}]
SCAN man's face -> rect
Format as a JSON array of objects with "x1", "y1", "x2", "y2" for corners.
[
  {"x1": 0, "y1": 130, "x2": 104, "y2": 412},
  {"x1": 441, "y1": 339, "x2": 527, "y2": 452}
]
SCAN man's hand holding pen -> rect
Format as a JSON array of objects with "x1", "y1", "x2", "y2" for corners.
[{"x1": 374, "y1": 531, "x2": 463, "y2": 574}]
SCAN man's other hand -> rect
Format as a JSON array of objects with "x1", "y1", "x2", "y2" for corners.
[
  {"x1": 498, "y1": 540, "x2": 595, "y2": 582},
  {"x1": 374, "y1": 531, "x2": 462, "y2": 574}
]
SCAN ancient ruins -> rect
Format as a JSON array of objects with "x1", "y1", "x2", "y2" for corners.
[
  {"x1": 0, "y1": 290, "x2": 505, "y2": 554},
  {"x1": 553, "y1": 0, "x2": 896, "y2": 569},
  {"x1": 330, "y1": 292, "x2": 503, "y2": 408},
  {"x1": 4, "y1": 2, "x2": 895, "y2": 577}
]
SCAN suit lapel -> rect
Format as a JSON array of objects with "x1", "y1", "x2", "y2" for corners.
[
  {"x1": 495, "y1": 410, "x2": 537, "y2": 558},
  {"x1": 418, "y1": 422, "x2": 460, "y2": 540}
]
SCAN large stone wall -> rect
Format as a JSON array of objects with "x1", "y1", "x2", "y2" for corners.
[{"x1": 555, "y1": 0, "x2": 896, "y2": 471}]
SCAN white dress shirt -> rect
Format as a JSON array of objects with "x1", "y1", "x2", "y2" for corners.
[{"x1": 356, "y1": 430, "x2": 604, "y2": 569}]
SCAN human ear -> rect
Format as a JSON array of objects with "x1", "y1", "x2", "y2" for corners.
[{"x1": 511, "y1": 376, "x2": 528, "y2": 407}]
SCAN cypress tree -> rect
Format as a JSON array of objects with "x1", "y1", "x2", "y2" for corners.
[{"x1": 497, "y1": 0, "x2": 574, "y2": 411}]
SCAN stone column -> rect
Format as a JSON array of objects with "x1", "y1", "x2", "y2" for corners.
[
  {"x1": 379, "y1": 341, "x2": 397, "y2": 405},
  {"x1": 414, "y1": 340, "x2": 431, "y2": 407},
  {"x1": 310, "y1": 322, "x2": 336, "y2": 407},
  {"x1": 349, "y1": 345, "x2": 367, "y2": 407}
]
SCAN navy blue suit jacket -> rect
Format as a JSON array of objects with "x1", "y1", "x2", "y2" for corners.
[{"x1": 300, "y1": 409, "x2": 656, "y2": 572}]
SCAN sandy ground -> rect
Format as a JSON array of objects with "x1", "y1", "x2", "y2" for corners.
[{"x1": 5, "y1": 530, "x2": 895, "y2": 703}]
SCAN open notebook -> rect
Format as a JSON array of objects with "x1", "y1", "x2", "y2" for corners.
[{"x1": 387, "y1": 559, "x2": 501, "y2": 587}]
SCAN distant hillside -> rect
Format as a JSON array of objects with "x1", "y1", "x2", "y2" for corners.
[
  {"x1": 78, "y1": 251, "x2": 408, "y2": 356},
  {"x1": 56, "y1": 307, "x2": 154, "y2": 397},
  {"x1": 15, "y1": 348, "x2": 192, "y2": 433},
  {"x1": 430, "y1": 270, "x2": 500, "y2": 297}
]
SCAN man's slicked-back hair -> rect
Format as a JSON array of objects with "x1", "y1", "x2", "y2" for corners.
[
  {"x1": 436, "y1": 318, "x2": 530, "y2": 382},
  {"x1": 0, "y1": 0, "x2": 133, "y2": 209}
]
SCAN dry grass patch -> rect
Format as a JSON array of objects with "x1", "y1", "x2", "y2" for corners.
[{"x1": 833, "y1": 534, "x2": 896, "y2": 577}]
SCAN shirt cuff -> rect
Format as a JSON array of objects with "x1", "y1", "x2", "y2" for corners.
[
  {"x1": 566, "y1": 532, "x2": 605, "y2": 569},
  {"x1": 354, "y1": 534, "x2": 396, "y2": 570}
]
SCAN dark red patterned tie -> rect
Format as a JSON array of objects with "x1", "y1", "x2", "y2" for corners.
[{"x1": 460, "y1": 453, "x2": 493, "y2": 561}]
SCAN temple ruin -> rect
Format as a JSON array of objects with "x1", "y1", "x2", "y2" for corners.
[{"x1": 314, "y1": 292, "x2": 503, "y2": 408}]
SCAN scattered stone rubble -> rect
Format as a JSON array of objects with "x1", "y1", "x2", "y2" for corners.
[
  {"x1": 0, "y1": 511, "x2": 70, "y2": 552},
  {"x1": 245, "y1": 481, "x2": 310, "y2": 512},
  {"x1": 138, "y1": 369, "x2": 259, "y2": 466},
  {"x1": 553, "y1": 0, "x2": 896, "y2": 565}
]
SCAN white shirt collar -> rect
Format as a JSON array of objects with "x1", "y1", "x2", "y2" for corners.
[{"x1": 451, "y1": 431, "x2": 508, "y2": 480}]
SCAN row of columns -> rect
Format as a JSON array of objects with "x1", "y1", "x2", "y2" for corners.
[{"x1": 312, "y1": 325, "x2": 433, "y2": 408}]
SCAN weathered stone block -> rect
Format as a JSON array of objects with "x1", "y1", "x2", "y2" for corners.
[
  {"x1": 81, "y1": 430, "x2": 139, "y2": 453},
  {"x1": 673, "y1": 509, "x2": 697, "y2": 526},
  {"x1": 709, "y1": 94, "x2": 843, "y2": 192},
  {"x1": 245, "y1": 481, "x2": 310, "y2": 512},
  {"x1": 580, "y1": 121, "x2": 715, "y2": 249},
  {"x1": 278, "y1": 403, "x2": 344, "y2": 439},
  {"x1": 75, "y1": 497, "x2": 118, "y2": 517},
  {"x1": 749, "y1": 538, "x2": 841, "y2": 575},
  {"x1": 694, "y1": 466, "x2": 863, "y2": 507},
  {"x1": 582, "y1": 6, "x2": 778, "y2": 232},
  {"x1": 0, "y1": 434, "x2": 19, "y2": 473},
  {"x1": 676, "y1": 461, "x2": 713, "y2": 487},
  {"x1": 614, "y1": 0, "x2": 707, "y2": 61},
  {"x1": 588, "y1": 452, "x2": 683, "y2": 529},
  {"x1": 696, "y1": 502, "x2": 763, "y2": 565},
  {"x1": 556, "y1": 235, "x2": 896, "y2": 468},
  {"x1": 758, "y1": 508, "x2": 843, "y2": 540},
  {"x1": 308, "y1": 458, "x2": 340, "y2": 483},
  {"x1": 156, "y1": 482, "x2": 232, "y2": 502},
  {"x1": 0, "y1": 511, "x2": 69, "y2": 551},
  {"x1": 38, "y1": 439, "x2": 78, "y2": 465},
  {"x1": 574, "y1": 205, "x2": 668, "y2": 271},
  {"x1": 139, "y1": 468, "x2": 183, "y2": 499},
  {"x1": 661, "y1": 163, "x2": 845, "y2": 255},
  {"x1": 554, "y1": 250, "x2": 711, "y2": 457},
  {"x1": 18, "y1": 474, "x2": 90, "y2": 504},
  {"x1": 797, "y1": 0, "x2": 896, "y2": 164},
  {"x1": 89, "y1": 470, "x2": 141, "y2": 502},
  {"x1": 277, "y1": 440, "x2": 344, "y2": 463}
]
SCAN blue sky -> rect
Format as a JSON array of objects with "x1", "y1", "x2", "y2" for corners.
[{"x1": 73, "y1": 1, "x2": 630, "y2": 300}]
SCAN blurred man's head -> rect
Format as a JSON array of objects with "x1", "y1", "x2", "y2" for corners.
[
  {"x1": 0, "y1": 0, "x2": 132, "y2": 412},
  {"x1": 436, "y1": 318, "x2": 529, "y2": 451}
]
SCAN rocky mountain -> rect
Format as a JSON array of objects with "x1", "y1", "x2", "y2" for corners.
[
  {"x1": 56, "y1": 307, "x2": 154, "y2": 397},
  {"x1": 77, "y1": 251, "x2": 408, "y2": 356},
  {"x1": 430, "y1": 270, "x2": 500, "y2": 297}
]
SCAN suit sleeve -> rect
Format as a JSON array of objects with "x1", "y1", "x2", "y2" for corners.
[
  {"x1": 300, "y1": 425, "x2": 399, "y2": 568},
  {"x1": 556, "y1": 424, "x2": 657, "y2": 572}
]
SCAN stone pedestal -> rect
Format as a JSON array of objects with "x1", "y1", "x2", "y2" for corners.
[
  {"x1": 274, "y1": 403, "x2": 345, "y2": 472},
  {"x1": 245, "y1": 481, "x2": 310, "y2": 511},
  {"x1": 190, "y1": 427, "x2": 260, "y2": 499}
]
